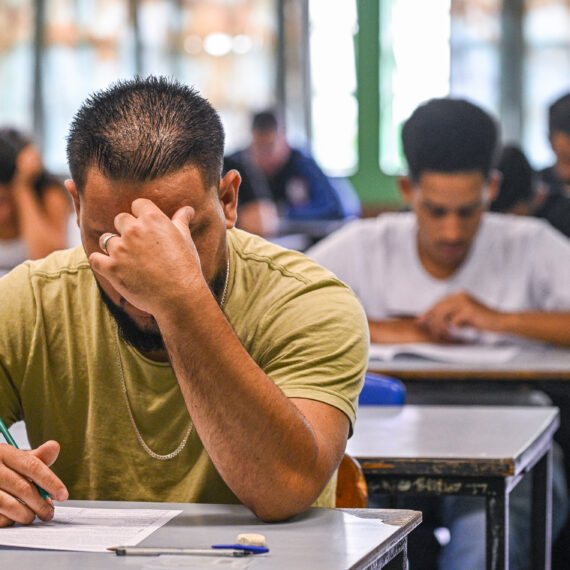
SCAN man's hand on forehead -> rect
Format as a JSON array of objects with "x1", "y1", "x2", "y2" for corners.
[{"x1": 89, "y1": 198, "x2": 203, "y2": 316}]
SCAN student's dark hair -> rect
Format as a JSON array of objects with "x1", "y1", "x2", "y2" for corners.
[
  {"x1": 66, "y1": 75, "x2": 225, "y2": 193},
  {"x1": 401, "y1": 97, "x2": 499, "y2": 183},
  {"x1": 0, "y1": 127, "x2": 62, "y2": 198},
  {"x1": 0, "y1": 127, "x2": 32, "y2": 154},
  {"x1": 490, "y1": 144, "x2": 534, "y2": 212},
  {"x1": 548, "y1": 92, "x2": 570, "y2": 137},
  {"x1": 0, "y1": 132, "x2": 18, "y2": 184},
  {"x1": 251, "y1": 110, "x2": 279, "y2": 132}
]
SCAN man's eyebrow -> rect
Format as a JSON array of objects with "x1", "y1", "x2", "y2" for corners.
[
  {"x1": 420, "y1": 198, "x2": 447, "y2": 210},
  {"x1": 421, "y1": 196, "x2": 484, "y2": 212}
]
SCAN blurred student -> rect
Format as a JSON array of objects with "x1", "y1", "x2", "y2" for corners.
[
  {"x1": 535, "y1": 92, "x2": 570, "y2": 236},
  {"x1": 308, "y1": 97, "x2": 570, "y2": 569},
  {"x1": 0, "y1": 128, "x2": 70, "y2": 277},
  {"x1": 490, "y1": 144, "x2": 538, "y2": 215},
  {"x1": 224, "y1": 110, "x2": 357, "y2": 237}
]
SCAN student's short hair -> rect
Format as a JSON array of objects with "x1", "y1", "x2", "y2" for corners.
[
  {"x1": 251, "y1": 110, "x2": 279, "y2": 133},
  {"x1": 66, "y1": 76, "x2": 225, "y2": 193},
  {"x1": 401, "y1": 97, "x2": 498, "y2": 183},
  {"x1": 490, "y1": 144, "x2": 535, "y2": 212},
  {"x1": 0, "y1": 133, "x2": 17, "y2": 184},
  {"x1": 548, "y1": 93, "x2": 570, "y2": 137}
]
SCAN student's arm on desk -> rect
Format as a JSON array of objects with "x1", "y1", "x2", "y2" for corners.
[
  {"x1": 369, "y1": 318, "x2": 436, "y2": 344},
  {"x1": 419, "y1": 291, "x2": 570, "y2": 347}
]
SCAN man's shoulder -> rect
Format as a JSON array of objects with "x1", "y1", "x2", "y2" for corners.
[
  {"x1": 24, "y1": 246, "x2": 91, "y2": 280},
  {"x1": 477, "y1": 213, "x2": 570, "y2": 257},
  {"x1": 0, "y1": 247, "x2": 93, "y2": 319},
  {"x1": 481, "y1": 212, "x2": 558, "y2": 237},
  {"x1": 308, "y1": 211, "x2": 414, "y2": 253},
  {"x1": 228, "y1": 228, "x2": 343, "y2": 287}
]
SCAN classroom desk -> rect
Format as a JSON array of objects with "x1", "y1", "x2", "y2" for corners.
[
  {"x1": 0, "y1": 501, "x2": 421, "y2": 570},
  {"x1": 346, "y1": 405, "x2": 560, "y2": 570},
  {"x1": 368, "y1": 344, "x2": 570, "y2": 381}
]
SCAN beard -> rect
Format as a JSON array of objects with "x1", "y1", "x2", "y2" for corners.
[{"x1": 96, "y1": 261, "x2": 228, "y2": 354}]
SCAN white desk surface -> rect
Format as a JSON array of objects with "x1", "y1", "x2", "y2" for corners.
[
  {"x1": 0, "y1": 501, "x2": 421, "y2": 569},
  {"x1": 368, "y1": 344, "x2": 570, "y2": 380},
  {"x1": 347, "y1": 405, "x2": 559, "y2": 476}
]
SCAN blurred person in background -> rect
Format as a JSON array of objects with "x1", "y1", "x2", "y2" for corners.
[
  {"x1": 490, "y1": 144, "x2": 542, "y2": 215},
  {"x1": 535, "y1": 92, "x2": 570, "y2": 237},
  {"x1": 224, "y1": 110, "x2": 359, "y2": 238},
  {"x1": 0, "y1": 128, "x2": 71, "y2": 277}
]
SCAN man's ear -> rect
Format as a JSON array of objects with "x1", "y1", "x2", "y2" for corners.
[
  {"x1": 219, "y1": 170, "x2": 240, "y2": 229},
  {"x1": 64, "y1": 179, "x2": 81, "y2": 227},
  {"x1": 398, "y1": 176, "x2": 415, "y2": 206},
  {"x1": 486, "y1": 170, "x2": 501, "y2": 204}
]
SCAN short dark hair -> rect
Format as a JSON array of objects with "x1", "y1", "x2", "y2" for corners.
[
  {"x1": 548, "y1": 92, "x2": 570, "y2": 137},
  {"x1": 0, "y1": 131, "x2": 18, "y2": 184},
  {"x1": 251, "y1": 110, "x2": 279, "y2": 132},
  {"x1": 66, "y1": 76, "x2": 225, "y2": 192},
  {"x1": 490, "y1": 144, "x2": 534, "y2": 212},
  {"x1": 401, "y1": 97, "x2": 498, "y2": 183}
]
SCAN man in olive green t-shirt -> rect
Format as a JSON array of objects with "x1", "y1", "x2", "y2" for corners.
[{"x1": 0, "y1": 76, "x2": 368, "y2": 527}]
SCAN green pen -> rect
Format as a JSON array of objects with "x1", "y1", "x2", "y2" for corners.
[{"x1": 0, "y1": 416, "x2": 50, "y2": 500}]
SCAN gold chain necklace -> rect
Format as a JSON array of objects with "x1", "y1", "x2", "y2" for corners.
[{"x1": 114, "y1": 256, "x2": 230, "y2": 460}]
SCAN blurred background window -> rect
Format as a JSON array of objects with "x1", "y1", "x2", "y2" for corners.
[
  {"x1": 2, "y1": 0, "x2": 570, "y2": 206},
  {"x1": 309, "y1": 0, "x2": 357, "y2": 176},
  {"x1": 379, "y1": 0, "x2": 452, "y2": 175},
  {"x1": 0, "y1": 1, "x2": 34, "y2": 131}
]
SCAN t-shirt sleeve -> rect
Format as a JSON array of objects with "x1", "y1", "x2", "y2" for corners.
[
  {"x1": 0, "y1": 263, "x2": 35, "y2": 426},
  {"x1": 529, "y1": 223, "x2": 570, "y2": 310},
  {"x1": 253, "y1": 279, "x2": 369, "y2": 434},
  {"x1": 306, "y1": 224, "x2": 366, "y2": 299}
]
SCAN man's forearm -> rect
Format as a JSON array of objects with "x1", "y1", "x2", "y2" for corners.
[
  {"x1": 493, "y1": 312, "x2": 570, "y2": 347},
  {"x1": 369, "y1": 318, "x2": 433, "y2": 344},
  {"x1": 155, "y1": 286, "x2": 345, "y2": 521}
]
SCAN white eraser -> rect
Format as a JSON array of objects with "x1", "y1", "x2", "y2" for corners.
[{"x1": 236, "y1": 533, "x2": 267, "y2": 546}]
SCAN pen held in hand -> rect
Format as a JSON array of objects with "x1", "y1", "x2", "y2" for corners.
[{"x1": 0, "y1": 416, "x2": 51, "y2": 501}]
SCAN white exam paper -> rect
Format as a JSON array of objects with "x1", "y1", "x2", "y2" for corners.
[
  {"x1": 368, "y1": 343, "x2": 520, "y2": 364},
  {"x1": 0, "y1": 506, "x2": 181, "y2": 552}
]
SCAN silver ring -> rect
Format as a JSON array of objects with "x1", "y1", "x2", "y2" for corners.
[{"x1": 101, "y1": 233, "x2": 120, "y2": 254}]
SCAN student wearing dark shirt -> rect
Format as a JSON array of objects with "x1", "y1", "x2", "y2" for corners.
[
  {"x1": 535, "y1": 92, "x2": 570, "y2": 237},
  {"x1": 224, "y1": 110, "x2": 358, "y2": 237}
]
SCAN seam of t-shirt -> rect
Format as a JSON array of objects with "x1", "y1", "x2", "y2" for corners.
[
  {"x1": 28, "y1": 260, "x2": 92, "y2": 281},
  {"x1": 232, "y1": 247, "x2": 312, "y2": 286}
]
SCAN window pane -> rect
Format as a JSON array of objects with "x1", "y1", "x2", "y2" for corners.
[
  {"x1": 379, "y1": 0, "x2": 451, "y2": 175},
  {"x1": 449, "y1": 0, "x2": 500, "y2": 114},
  {"x1": 43, "y1": 0, "x2": 136, "y2": 173},
  {"x1": 0, "y1": 1, "x2": 34, "y2": 131},
  {"x1": 310, "y1": 0, "x2": 357, "y2": 175},
  {"x1": 173, "y1": 0, "x2": 276, "y2": 154},
  {"x1": 523, "y1": 0, "x2": 570, "y2": 168}
]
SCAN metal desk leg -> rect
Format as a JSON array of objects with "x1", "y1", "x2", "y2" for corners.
[
  {"x1": 486, "y1": 488, "x2": 509, "y2": 570},
  {"x1": 531, "y1": 447, "x2": 553, "y2": 570}
]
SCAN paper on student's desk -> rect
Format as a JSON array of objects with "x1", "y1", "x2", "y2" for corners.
[
  {"x1": 0, "y1": 506, "x2": 181, "y2": 552},
  {"x1": 369, "y1": 343, "x2": 520, "y2": 364}
]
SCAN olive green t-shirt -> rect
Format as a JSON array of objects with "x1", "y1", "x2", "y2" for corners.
[{"x1": 0, "y1": 228, "x2": 368, "y2": 506}]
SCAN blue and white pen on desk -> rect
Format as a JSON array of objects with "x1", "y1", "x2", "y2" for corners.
[
  {"x1": 109, "y1": 544, "x2": 269, "y2": 556},
  {"x1": 0, "y1": 416, "x2": 51, "y2": 500}
]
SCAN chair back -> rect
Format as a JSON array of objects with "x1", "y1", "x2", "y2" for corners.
[
  {"x1": 335, "y1": 453, "x2": 368, "y2": 508},
  {"x1": 359, "y1": 372, "x2": 406, "y2": 406}
]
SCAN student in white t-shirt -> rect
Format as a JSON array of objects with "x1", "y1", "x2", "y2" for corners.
[
  {"x1": 308, "y1": 97, "x2": 570, "y2": 570},
  {"x1": 308, "y1": 100, "x2": 570, "y2": 348}
]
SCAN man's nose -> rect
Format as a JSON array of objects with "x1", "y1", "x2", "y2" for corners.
[{"x1": 441, "y1": 214, "x2": 464, "y2": 241}]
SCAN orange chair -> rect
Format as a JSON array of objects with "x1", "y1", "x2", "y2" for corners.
[{"x1": 335, "y1": 453, "x2": 368, "y2": 508}]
